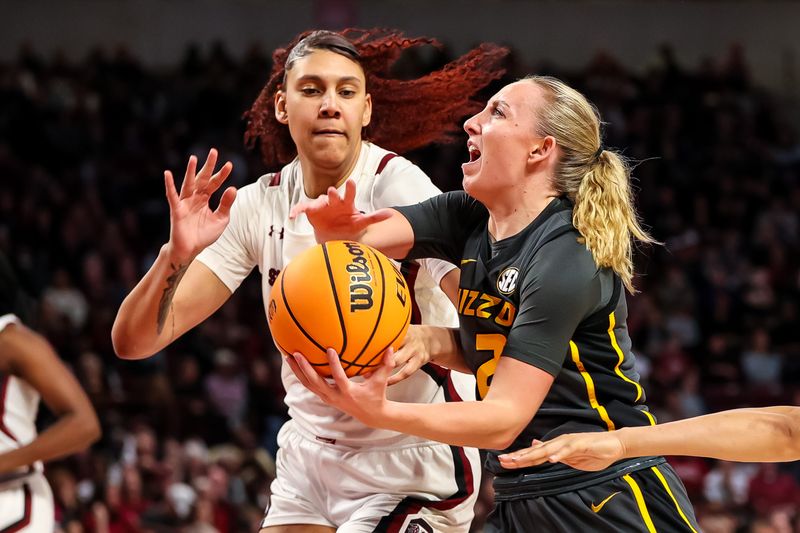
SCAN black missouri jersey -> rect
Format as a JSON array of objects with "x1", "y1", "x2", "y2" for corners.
[{"x1": 397, "y1": 192, "x2": 658, "y2": 487}]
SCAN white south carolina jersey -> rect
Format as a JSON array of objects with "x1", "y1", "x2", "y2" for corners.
[
  {"x1": 197, "y1": 142, "x2": 476, "y2": 445},
  {"x1": 0, "y1": 314, "x2": 42, "y2": 479},
  {"x1": 0, "y1": 314, "x2": 53, "y2": 533}
]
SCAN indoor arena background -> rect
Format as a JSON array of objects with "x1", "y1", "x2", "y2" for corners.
[{"x1": 2, "y1": 1, "x2": 800, "y2": 531}]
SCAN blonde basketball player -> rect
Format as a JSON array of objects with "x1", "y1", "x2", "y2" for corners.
[{"x1": 113, "y1": 30, "x2": 507, "y2": 532}]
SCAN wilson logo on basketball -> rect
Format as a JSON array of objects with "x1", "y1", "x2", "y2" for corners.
[
  {"x1": 344, "y1": 242, "x2": 374, "y2": 312},
  {"x1": 268, "y1": 241, "x2": 411, "y2": 377},
  {"x1": 497, "y1": 266, "x2": 520, "y2": 295},
  {"x1": 393, "y1": 267, "x2": 408, "y2": 307}
]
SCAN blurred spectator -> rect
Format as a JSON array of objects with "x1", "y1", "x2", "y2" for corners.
[
  {"x1": 747, "y1": 464, "x2": 800, "y2": 518},
  {"x1": 704, "y1": 461, "x2": 757, "y2": 508}
]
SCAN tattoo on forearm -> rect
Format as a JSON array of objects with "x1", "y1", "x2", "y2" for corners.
[{"x1": 157, "y1": 262, "x2": 189, "y2": 336}]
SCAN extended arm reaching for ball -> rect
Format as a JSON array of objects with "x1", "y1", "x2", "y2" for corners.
[
  {"x1": 290, "y1": 179, "x2": 415, "y2": 259},
  {"x1": 498, "y1": 406, "x2": 800, "y2": 471}
]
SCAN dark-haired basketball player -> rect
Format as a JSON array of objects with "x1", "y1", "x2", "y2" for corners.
[
  {"x1": 113, "y1": 30, "x2": 507, "y2": 532},
  {"x1": 290, "y1": 76, "x2": 701, "y2": 532},
  {"x1": 0, "y1": 253, "x2": 101, "y2": 531}
]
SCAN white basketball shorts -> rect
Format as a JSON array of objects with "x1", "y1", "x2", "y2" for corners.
[
  {"x1": 0, "y1": 473, "x2": 54, "y2": 532},
  {"x1": 260, "y1": 420, "x2": 481, "y2": 532}
]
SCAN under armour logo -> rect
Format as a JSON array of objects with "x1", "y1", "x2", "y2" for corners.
[{"x1": 268, "y1": 225, "x2": 284, "y2": 240}]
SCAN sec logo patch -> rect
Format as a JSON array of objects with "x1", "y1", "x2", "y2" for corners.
[{"x1": 497, "y1": 266, "x2": 520, "y2": 295}]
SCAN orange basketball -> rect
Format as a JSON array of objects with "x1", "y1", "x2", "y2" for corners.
[{"x1": 267, "y1": 240, "x2": 412, "y2": 377}]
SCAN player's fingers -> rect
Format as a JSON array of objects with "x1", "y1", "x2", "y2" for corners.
[
  {"x1": 214, "y1": 187, "x2": 238, "y2": 218},
  {"x1": 342, "y1": 179, "x2": 357, "y2": 204},
  {"x1": 391, "y1": 344, "x2": 415, "y2": 367},
  {"x1": 207, "y1": 161, "x2": 233, "y2": 194},
  {"x1": 288, "y1": 203, "x2": 307, "y2": 219},
  {"x1": 289, "y1": 197, "x2": 323, "y2": 220},
  {"x1": 372, "y1": 347, "x2": 395, "y2": 382},
  {"x1": 180, "y1": 155, "x2": 198, "y2": 198},
  {"x1": 326, "y1": 185, "x2": 345, "y2": 206},
  {"x1": 361, "y1": 208, "x2": 394, "y2": 225},
  {"x1": 292, "y1": 353, "x2": 335, "y2": 398},
  {"x1": 326, "y1": 348, "x2": 351, "y2": 388},
  {"x1": 284, "y1": 354, "x2": 313, "y2": 390},
  {"x1": 164, "y1": 171, "x2": 179, "y2": 210},
  {"x1": 387, "y1": 367, "x2": 412, "y2": 386},
  {"x1": 198, "y1": 148, "x2": 218, "y2": 177},
  {"x1": 545, "y1": 442, "x2": 572, "y2": 463}
]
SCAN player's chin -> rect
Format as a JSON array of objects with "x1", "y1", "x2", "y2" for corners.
[{"x1": 462, "y1": 174, "x2": 490, "y2": 202}]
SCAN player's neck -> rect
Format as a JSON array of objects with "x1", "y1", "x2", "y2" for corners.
[
  {"x1": 300, "y1": 143, "x2": 363, "y2": 198},
  {"x1": 487, "y1": 185, "x2": 559, "y2": 241}
]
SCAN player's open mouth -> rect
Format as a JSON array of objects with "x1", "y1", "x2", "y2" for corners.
[
  {"x1": 462, "y1": 141, "x2": 482, "y2": 175},
  {"x1": 468, "y1": 144, "x2": 481, "y2": 162}
]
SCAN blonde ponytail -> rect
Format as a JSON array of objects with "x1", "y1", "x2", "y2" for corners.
[
  {"x1": 526, "y1": 76, "x2": 657, "y2": 293},
  {"x1": 574, "y1": 150, "x2": 656, "y2": 293}
]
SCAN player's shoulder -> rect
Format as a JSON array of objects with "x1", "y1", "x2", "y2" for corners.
[
  {"x1": 363, "y1": 142, "x2": 423, "y2": 178},
  {"x1": 528, "y1": 229, "x2": 597, "y2": 290},
  {"x1": 240, "y1": 160, "x2": 301, "y2": 202}
]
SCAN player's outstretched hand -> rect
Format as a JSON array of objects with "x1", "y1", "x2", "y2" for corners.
[
  {"x1": 498, "y1": 432, "x2": 626, "y2": 472},
  {"x1": 286, "y1": 348, "x2": 395, "y2": 428},
  {"x1": 387, "y1": 326, "x2": 433, "y2": 386},
  {"x1": 289, "y1": 179, "x2": 392, "y2": 244},
  {"x1": 164, "y1": 148, "x2": 237, "y2": 262}
]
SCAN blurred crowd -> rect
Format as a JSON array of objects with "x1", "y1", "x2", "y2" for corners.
[{"x1": 1, "y1": 37, "x2": 799, "y2": 533}]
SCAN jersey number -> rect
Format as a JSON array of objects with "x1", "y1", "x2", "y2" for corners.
[{"x1": 475, "y1": 333, "x2": 507, "y2": 399}]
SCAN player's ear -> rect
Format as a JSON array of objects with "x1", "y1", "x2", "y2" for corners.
[
  {"x1": 527, "y1": 136, "x2": 556, "y2": 165},
  {"x1": 362, "y1": 93, "x2": 372, "y2": 127},
  {"x1": 275, "y1": 91, "x2": 289, "y2": 124}
]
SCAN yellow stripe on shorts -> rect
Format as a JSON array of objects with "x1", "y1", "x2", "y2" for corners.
[
  {"x1": 651, "y1": 466, "x2": 698, "y2": 533},
  {"x1": 622, "y1": 473, "x2": 657, "y2": 533}
]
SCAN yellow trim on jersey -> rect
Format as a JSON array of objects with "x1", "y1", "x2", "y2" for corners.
[
  {"x1": 623, "y1": 474, "x2": 657, "y2": 533},
  {"x1": 608, "y1": 312, "x2": 656, "y2": 426},
  {"x1": 651, "y1": 466, "x2": 699, "y2": 533},
  {"x1": 569, "y1": 341, "x2": 615, "y2": 431},
  {"x1": 460, "y1": 259, "x2": 477, "y2": 265},
  {"x1": 608, "y1": 312, "x2": 644, "y2": 402}
]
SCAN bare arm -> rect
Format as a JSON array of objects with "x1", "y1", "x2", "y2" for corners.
[
  {"x1": 112, "y1": 254, "x2": 231, "y2": 358},
  {"x1": 388, "y1": 325, "x2": 471, "y2": 385},
  {"x1": 619, "y1": 407, "x2": 800, "y2": 462},
  {"x1": 499, "y1": 406, "x2": 800, "y2": 471},
  {"x1": 112, "y1": 149, "x2": 236, "y2": 359},
  {"x1": 0, "y1": 324, "x2": 101, "y2": 473},
  {"x1": 290, "y1": 352, "x2": 553, "y2": 450}
]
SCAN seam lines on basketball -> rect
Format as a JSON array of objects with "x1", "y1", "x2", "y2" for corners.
[
  {"x1": 273, "y1": 338, "x2": 327, "y2": 368},
  {"x1": 280, "y1": 263, "x2": 328, "y2": 359},
  {"x1": 322, "y1": 242, "x2": 348, "y2": 360},
  {"x1": 350, "y1": 248, "x2": 387, "y2": 376}
]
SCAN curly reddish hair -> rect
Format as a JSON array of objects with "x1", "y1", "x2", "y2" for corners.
[{"x1": 244, "y1": 28, "x2": 508, "y2": 169}]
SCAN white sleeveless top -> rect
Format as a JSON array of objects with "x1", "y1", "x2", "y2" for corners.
[
  {"x1": 198, "y1": 142, "x2": 476, "y2": 445},
  {"x1": 0, "y1": 314, "x2": 43, "y2": 482}
]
